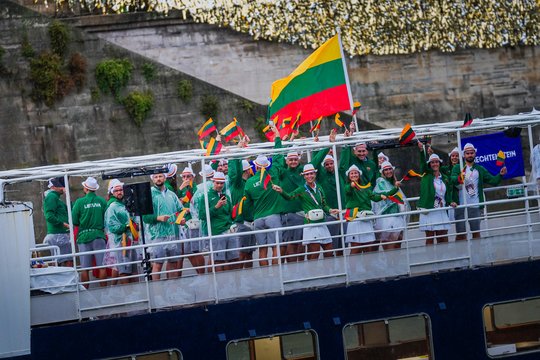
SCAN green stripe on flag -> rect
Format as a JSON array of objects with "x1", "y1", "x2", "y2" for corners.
[{"x1": 269, "y1": 59, "x2": 345, "y2": 117}]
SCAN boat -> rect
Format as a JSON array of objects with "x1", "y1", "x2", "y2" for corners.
[{"x1": 2, "y1": 112, "x2": 540, "y2": 360}]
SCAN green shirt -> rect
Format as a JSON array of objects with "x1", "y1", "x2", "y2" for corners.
[
  {"x1": 273, "y1": 137, "x2": 303, "y2": 213},
  {"x1": 244, "y1": 168, "x2": 284, "y2": 220},
  {"x1": 339, "y1": 146, "x2": 378, "y2": 189},
  {"x1": 198, "y1": 188, "x2": 233, "y2": 235},
  {"x1": 280, "y1": 183, "x2": 331, "y2": 224},
  {"x1": 228, "y1": 159, "x2": 253, "y2": 222},
  {"x1": 43, "y1": 190, "x2": 69, "y2": 234},
  {"x1": 312, "y1": 149, "x2": 345, "y2": 209},
  {"x1": 72, "y1": 191, "x2": 107, "y2": 244},
  {"x1": 417, "y1": 149, "x2": 453, "y2": 209},
  {"x1": 344, "y1": 183, "x2": 396, "y2": 211}
]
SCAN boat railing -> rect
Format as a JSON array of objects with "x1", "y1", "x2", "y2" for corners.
[{"x1": 29, "y1": 188, "x2": 540, "y2": 325}]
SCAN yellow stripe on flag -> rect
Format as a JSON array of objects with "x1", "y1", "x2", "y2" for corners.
[
  {"x1": 271, "y1": 35, "x2": 341, "y2": 102},
  {"x1": 175, "y1": 209, "x2": 188, "y2": 224}
]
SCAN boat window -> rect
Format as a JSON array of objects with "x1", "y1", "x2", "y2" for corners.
[
  {"x1": 343, "y1": 314, "x2": 433, "y2": 359},
  {"x1": 227, "y1": 330, "x2": 318, "y2": 360},
  {"x1": 106, "y1": 349, "x2": 182, "y2": 360},
  {"x1": 484, "y1": 297, "x2": 540, "y2": 357}
]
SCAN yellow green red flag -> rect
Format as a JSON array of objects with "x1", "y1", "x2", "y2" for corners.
[{"x1": 269, "y1": 34, "x2": 353, "y2": 126}]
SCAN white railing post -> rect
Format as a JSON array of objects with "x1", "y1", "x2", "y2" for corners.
[
  {"x1": 331, "y1": 144, "x2": 348, "y2": 284},
  {"x1": 276, "y1": 231, "x2": 285, "y2": 295}
]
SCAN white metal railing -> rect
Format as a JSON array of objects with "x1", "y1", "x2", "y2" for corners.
[{"x1": 29, "y1": 191, "x2": 540, "y2": 325}]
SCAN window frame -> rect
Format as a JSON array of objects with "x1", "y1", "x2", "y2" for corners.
[
  {"x1": 226, "y1": 329, "x2": 320, "y2": 360},
  {"x1": 483, "y1": 296, "x2": 540, "y2": 358},
  {"x1": 342, "y1": 313, "x2": 434, "y2": 360}
]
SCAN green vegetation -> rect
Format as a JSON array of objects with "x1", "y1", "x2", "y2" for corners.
[
  {"x1": 240, "y1": 99, "x2": 254, "y2": 112},
  {"x1": 200, "y1": 94, "x2": 219, "y2": 120},
  {"x1": 29, "y1": 52, "x2": 72, "y2": 106},
  {"x1": 90, "y1": 87, "x2": 100, "y2": 103},
  {"x1": 254, "y1": 116, "x2": 267, "y2": 142},
  {"x1": 142, "y1": 62, "x2": 156, "y2": 82},
  {"x1": 48, "y1": 20, "x2": 70, "y2": 58},
  {"x1": 177, "y1": 79, "x2": 193, "y2": 102},
  {"x1": 122, "y1": 90, "x2": 154, "y2": 127},
  {"x1": 95, "y1": 58, "x2": 133, "y2": 99},
  {"x1": 21, "y1": 32, "x2": 35, "y2": 59}
]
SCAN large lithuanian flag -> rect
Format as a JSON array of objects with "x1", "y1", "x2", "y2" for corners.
[{"x1": 268, "y1": 34, "x2": 353, "y2": 126}]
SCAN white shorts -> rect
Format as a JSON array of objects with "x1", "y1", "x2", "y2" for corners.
[
  {"x1": 302, "y1": 225, "x2": 332, "y2": 245},
  {"x1": 345, "y1": 220, "x2": 375, "y2": 244}
]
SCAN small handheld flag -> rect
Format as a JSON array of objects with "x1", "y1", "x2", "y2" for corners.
[
  {"x1": 334, "y1": 113, "x2": 344, "y2": 128},
  {"x1": 205, "y1": 137, "x2": 222, "y2": 156},
  {"x1": 175, "y1": 209, "x2": 188, "y2": 224},
  {"x1": 310, "y1": 116, "x2": 323, "y2": 133},
  {"x1": 197, "y1": 118, "x2": 217, "y2": 139},
  {"x1": 401, "y1": 169, "x2": 425, "y2": 181},
  {"x1": 232, "y1": 196, "x2": 246, "y2": 219},
  {"x1": 220, "y1": 118, "x2": 242, "y2": 142},
  {"x1": 129, "y1": 219, "x2": 139, "y2": 241},
  {"x1": 388, "y1": 192, "x2": 404, "y2": 205},
  {"x1": 352, "y1": 101, "x2": 361, "y2": 116},
  {"x1": 462, "y1": 113, "x2": 473, "y2": 128},
  {"x1": 399, "y1": 123, "x2": 416, "y2": 145},
  {"x1": 344, "y1": 207, "x2": 359, "y2": 221},
  {"x1": 181, "y1": 190, "x2": 193, "y2": 204},
  {"x1": 262, "y1": 173, "x2": 272, "y2": 190},
  {"x1": 496, "y1": 150, "x2": 506, "y2": 166}
]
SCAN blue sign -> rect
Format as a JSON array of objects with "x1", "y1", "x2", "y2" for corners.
[{"x1": 462, "y1": 131, "x2": 524, "y2": 179}]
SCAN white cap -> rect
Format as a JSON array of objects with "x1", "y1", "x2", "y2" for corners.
[
  {"x1": 286, "y1": 151, "x2": 300, "y2": 159},
  {"x1": 321, "y1": 154, "x2": 334, "y2": 166},
  {"x1": 427, "y1": 154, "x2": 443, "y2": 164},
  {"x1": 346, "y1": 164, "x2": 362, "y2": 177},
  {"x1": 199, "y1": 164, "x2": 215, "y2": 178},
  {"x1": 462, "y1": 143, "x2": 477, "y2": 152},
  {"x1": 181, "y1": 167, "x2": 194, "y2": 176},
  {"x1": 301, "y1": 164, "x2": 317, "y2": 175},
  {"x1": 355, "y1": 142, "x2": 367, "y2": 148},
  {"x1": 166, "y1": 164, "x2": 178, "y2": 178},
  {"x1": 218, "y1": 159, "x2": 228, "y2": 166},
  {"x1": 212, "y1": 171, "x2": 226, "y2": 183},
  {"x1": 82, "y1": 177, "x2": 99, "y2": 191},
  {"x1": 448, "y1": 147, "x2": 460, "y2": 156},
  {"x1": 254, "y1": 155, "x2": 270, "y2": 168},
  {"x1": 378, "y1": 152, "x2": 389, "y2": 161},
  {"x1": 379, "y1": 161, "x2": 395, "y2": 173},
  {"x1": 242, "y1": 160, "x2": 252, "y2": 172},
  {"x1": 108, "y1": 179, "x2": 124, "y2": 193}
]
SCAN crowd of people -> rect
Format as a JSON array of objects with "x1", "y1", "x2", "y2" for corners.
[{"x1": 41, "y1": 124, "x2": 507, "y2": 286}]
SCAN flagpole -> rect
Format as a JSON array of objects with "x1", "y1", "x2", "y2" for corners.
[{"x1": 336, "y1": 28, "x2": 357, "y2": 132}]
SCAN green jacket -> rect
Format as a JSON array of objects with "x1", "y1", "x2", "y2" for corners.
[
  {"x1": 280, "y1": 183, "x2": 331, "y2": 224},
  {"x1": 43, "y1": 190, "x2": 69, "y2": 234},
  {"x1": 450, "y1": 162, "x2": 503, "y2": 207},
  {"x1": 417, "y1": 149, "x2": 453, "y2": 209},
  {"x1": 72, "y1": 191, "x2": 107, "y2": 244},
  {"x1": 228, "y1": 159, "x2": 254, "y2": 222},
  {"x1": 339, "y1": 146, "x2": 378, "y2": 189},
  {"x1": 313, "y1": 149, "x2": 345, "y2": 209},
  {"x1": 244, "y1": 168, "x2": 284, "y2": 220},
  {"x1": 441, "y1": 163, "x2": 460, "y2": 204},
  {"x1": 344, "y1": 183, "x2": 396, "y2": 211},
  {"x1": 104, "y1": 197, "x2": 132, "y2": 246},
  {"x1": 272, "y1": 137, "x2": 303, "y2": 213},
  {"x1": 197, "y1": 188, "x2": 233, "y2": 235},
  {"x1": 142, "y1": 186, "x2": 183, "y2": 239}
]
